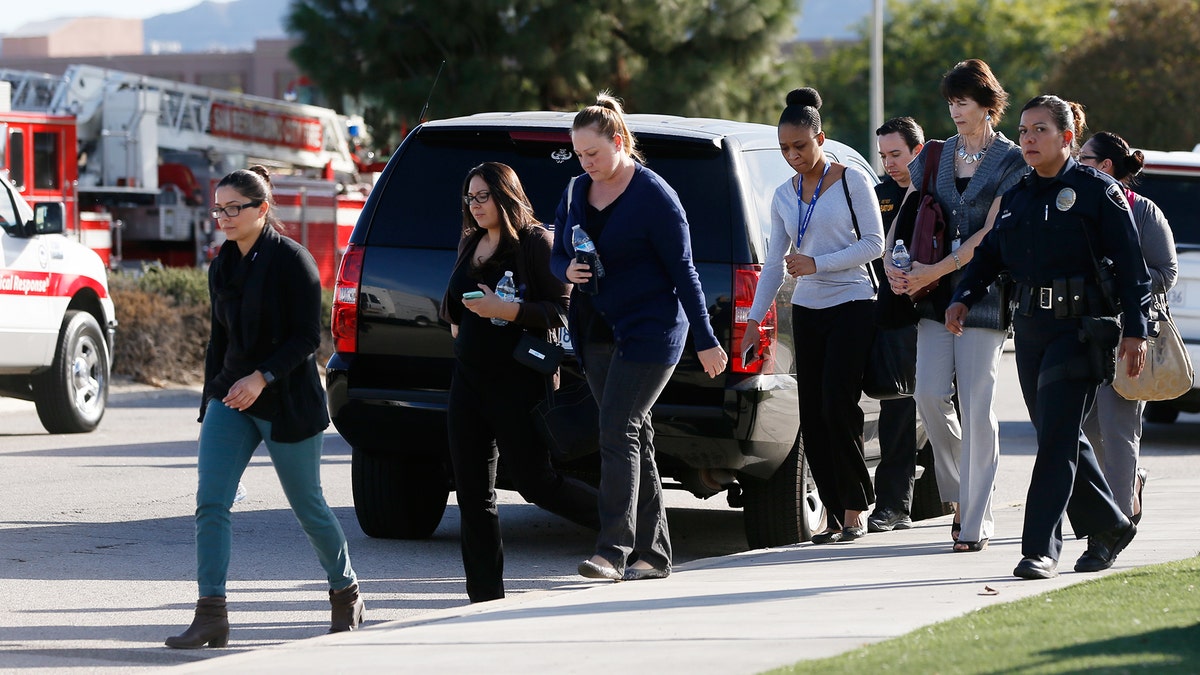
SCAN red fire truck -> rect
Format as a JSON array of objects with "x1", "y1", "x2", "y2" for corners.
[{"x1": 0, "y1": 65, "x2": 371, "y2": 287}]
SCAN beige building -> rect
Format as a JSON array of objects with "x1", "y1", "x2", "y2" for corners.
[
  {"x1": 2, "y1": 18, "x2": 143, "y2": 59},
  {"x1": 0, "y1": 19, "x2": 316, "y2": 104}
]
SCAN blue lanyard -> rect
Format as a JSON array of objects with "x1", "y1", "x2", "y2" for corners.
[{"x1": 795, "y1": 162, "x2": 830, "y2": 249}]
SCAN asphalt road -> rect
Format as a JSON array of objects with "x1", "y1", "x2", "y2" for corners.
[
  {"x1": 1, "y1": 353, "x2": 1196, "y2": 673},
  {"x1": 0, "y1": 381, "x2": 745, "y2": 672}
]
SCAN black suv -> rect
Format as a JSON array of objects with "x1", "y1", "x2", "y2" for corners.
[{"x1": 327, "y1": 112, "x2": 944, "y2": 548}]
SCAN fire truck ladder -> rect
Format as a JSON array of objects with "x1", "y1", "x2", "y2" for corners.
[{"x1": 1, "y1": 65, "x2": 357, "y2": 175}]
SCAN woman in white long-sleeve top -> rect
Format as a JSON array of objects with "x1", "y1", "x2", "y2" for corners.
[
  {"x1": 739, "y1": 87, "x2": 884, "y2": 544},
  {"x1": 1079, "y1": 131, "x2": 1178, "y2": 526}
]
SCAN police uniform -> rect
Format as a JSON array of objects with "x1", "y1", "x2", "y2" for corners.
[
  {"x1": 951, "y1": 158, "x2": 1151, "y2": 568},
  {"x1": 869, "y1": 178, "x2": 919, "y2": 527}
]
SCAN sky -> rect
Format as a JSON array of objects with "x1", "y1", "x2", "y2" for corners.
[{"x1": 0, "y1": 1, "x2": 219, "y2": 34}]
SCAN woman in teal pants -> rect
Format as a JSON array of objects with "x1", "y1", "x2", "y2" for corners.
[{"x1": 166, "y1": 165, "x2": 362, "y2": 649}]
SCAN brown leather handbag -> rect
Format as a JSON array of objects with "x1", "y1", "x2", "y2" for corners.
[{"x1": 908, "y1": 141, "x2": 947, "y2": 301}]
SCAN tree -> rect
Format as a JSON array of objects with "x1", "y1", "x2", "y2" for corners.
[
  {"x1": 286, "y1": 0, "x2": 804, "y2": 150},
  {"x1": 1046, "y1": 0, "x2": 1200, "y2": 151},
  {"x1": 810, "y1": 0, "x2": 1108, "y2": 157}
]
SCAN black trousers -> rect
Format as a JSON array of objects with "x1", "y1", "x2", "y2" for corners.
[
  {"x1": 447, "y1": 363, "x2": 600, "y2": 602},
  {"x1": 874, "y1": 396, "x2": 917, "y2": 515},
  {"x1": 1013, "y1": 312, "x2": 1126, "y2": 561},
  {"x1": 793, "y1": 300, "x2": 876, "y2": 530}
]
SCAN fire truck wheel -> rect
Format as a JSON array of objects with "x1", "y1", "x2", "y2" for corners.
[{"x1": 33, "y1": 311, "x2": 110, "y2": 434}]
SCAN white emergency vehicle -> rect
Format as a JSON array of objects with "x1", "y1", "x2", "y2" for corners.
[
  {"x1": 0, "y1": 175, "x2": 115, "y2": 433},
  {"x1": 1136, "y1": 149, "x2": 1200, "y2": 423}
]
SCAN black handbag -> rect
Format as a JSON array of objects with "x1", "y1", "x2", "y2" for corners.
[
  {"x1": 842, "y1": 173, "x2": 917, "y2": 400},
  {"x1": 861, "y1": 324, "x2": 918, "y2": 400},
  {"x1": 513, "y1": 332, "x2": 565, "y2": 375},
  {"x1": 532, "y1": 379, "x2": 600, "y2": 463}
]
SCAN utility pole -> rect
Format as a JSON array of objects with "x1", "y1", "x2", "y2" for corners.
[{"x1": 870, "y1": 0, "x2": 884, "y2": 174}]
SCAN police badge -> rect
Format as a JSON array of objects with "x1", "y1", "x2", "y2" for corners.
[{"x1": 1055, "y1": 187, "x2": 1076, "y2": 211}]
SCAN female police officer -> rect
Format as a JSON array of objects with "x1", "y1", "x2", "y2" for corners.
[{"x1": 945, "y1": 96, "x2": 1151, "y2": 580}]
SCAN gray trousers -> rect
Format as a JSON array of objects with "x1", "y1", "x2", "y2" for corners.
[
  {"x1": 914, "y1": 319, "x2": 1006, "y2": 543},
  {"x1": 1082, "y1": 384, "x2": 1144, "y2": 519},
  {"x1": 583, "y1": 341, "x2": 675, "y2": 572}
]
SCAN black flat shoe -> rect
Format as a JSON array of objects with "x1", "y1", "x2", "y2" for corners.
[
  {"x1": 951, "y1": 520, "x2": 962, "y2": 542},
  {"x1": 810, "y1": 530, "x2": 843, "y2": 545},
  {"x1": 622, "y1": 565, "x2": 670, "y2": 581},
  {"x1": 578, "y1": 559, "x2": 623, "y2": 581},
  {"x1": 1013, "y1": 555, "x2": 1058, "y2": 579},
  {"x1": 840, "y1": 525, "x2": 866, "y2": 541},
  {"x1": 1075, "y1": 519, "x2": 1137, "y2": 573},
  {"x1": 867, "y1": 507, "x2": 913, "y2": 533}
]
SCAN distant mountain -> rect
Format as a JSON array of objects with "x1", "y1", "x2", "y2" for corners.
[
  {"x1": 138, "y1": 0, "x2": 870, "y2": 54},
  {"x1": 795, "y1": 0, "x2": 874, "y2": 41},
  {"x1": 143, "y1": 0, "x2": 291, "y2": 52}
]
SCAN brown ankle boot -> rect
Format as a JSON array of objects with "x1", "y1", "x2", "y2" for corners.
[
  {"x1": 165, "y1": 596, "x2": 229, "y2": 649},
  {"x1": 329, "y1": 583, "x2": 365, "y2": 633}
]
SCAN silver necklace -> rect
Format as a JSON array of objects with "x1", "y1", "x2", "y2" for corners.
[{"x1": 957, "y1": 133, "x2": 995, "y2": 165}]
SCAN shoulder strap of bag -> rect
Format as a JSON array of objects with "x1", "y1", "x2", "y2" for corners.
[
  {"x1": 842, "y1": 168, "x2": 879, "y2": 292},
  {"x1": 567, "y1": 175, "x2": 578, "y2": 213},
  {"x1": 922, "y1": 141, "x2": 944, "y2": 195}
]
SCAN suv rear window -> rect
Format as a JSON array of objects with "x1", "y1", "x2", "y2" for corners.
[
  {"x1": 366, "y1": 127, "x2": 734, "y2": 261},
  {"x1": 1135, "y1": 172, "x2": 1200, "y2": 248}
]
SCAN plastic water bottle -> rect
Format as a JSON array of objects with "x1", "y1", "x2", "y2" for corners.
[
  {"x1": 572, "y1": 225, "x2": 605, "y2": 295},
  {"x1": 892, "y1": 239, "x2": 912, "y2": 272},
  {"x1": 492, "y1": 271, "x2": 517, "y2": 326}
]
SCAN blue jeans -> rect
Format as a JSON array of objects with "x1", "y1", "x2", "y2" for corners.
[
  {"x1": 195, "y1": 400, "x2": 356, "y2": 597},
  {"x1": 582, "y1": 341, "x2": 675, "y2": 572}
]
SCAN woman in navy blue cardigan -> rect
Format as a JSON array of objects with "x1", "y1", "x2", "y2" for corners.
[{"x1": 551, "y1": 93, "x2": 728, "y2": 582}]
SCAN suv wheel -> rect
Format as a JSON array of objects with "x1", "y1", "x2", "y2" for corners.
[
  {"x1": 351, "y1": 447, "x2": 449, "y2": 539},
  {"x1": 741, "y1": 440, "x2": 824, "y2": 548},
  {"x1": 33, "y1": 311, "x2": 109, "y2": 434}
]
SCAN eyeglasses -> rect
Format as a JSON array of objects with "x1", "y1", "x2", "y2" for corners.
[
  {"x1": 1078, "y1": 155, "x2": 1102, "y2": 163},
  {"x1": 210, "y1": 200, "x2": 263, "y2": 219},
  {"x1": 463, "y1": 191, "x2": 491, "y2": 206}
]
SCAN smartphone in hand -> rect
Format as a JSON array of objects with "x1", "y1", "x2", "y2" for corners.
[
  {"x1": 462, "y1": 291, "x2": 485, "y2": 300},
  {"x1": 741, "y1": 341, "x2": 761, "y2": 369}
]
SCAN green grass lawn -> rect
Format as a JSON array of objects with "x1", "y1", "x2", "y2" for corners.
[{"x1": 769, "y1": 555, "x2": 1200, "y2": 674}]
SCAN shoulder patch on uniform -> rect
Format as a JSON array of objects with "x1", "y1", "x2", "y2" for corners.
[{"x1": 1105, "y1": 182, "x2": 1130, "y2": 211}]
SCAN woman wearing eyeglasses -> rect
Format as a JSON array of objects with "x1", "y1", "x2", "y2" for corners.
[
  {"x1": 1078, "y1": 132, "x2": 1177, "y2": 526},
  {"x1": 439, "y1": 161, "x2": 600, "y2": 603},
  {"x1": 167, "y1": 166, "x2": 363, "y2": 649}
]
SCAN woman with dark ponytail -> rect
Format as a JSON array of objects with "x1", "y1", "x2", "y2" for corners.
[
  {"x1": 740, "y1": 88, "x2": 885, "y2": 544},
  {"x1": 552, "y1": 93, "x2": 727, "y2": 582},
  {"x1": 167, "y1": 165, "x2": 363, "y2": 649},
  {"x1": 947, "y1": 97, "x2": 1151, "y2": 580},
  {"x1": 1078, "y1": 131, "x2": 1178, "y2": 526}
]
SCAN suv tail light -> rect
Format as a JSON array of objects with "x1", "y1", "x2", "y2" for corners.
[
  {"x1": 331, "y1": 244, "x2": 364, "y2": 354},
  {"x1": 731, "y1": 264, "x2": 777, "y2": 374}
]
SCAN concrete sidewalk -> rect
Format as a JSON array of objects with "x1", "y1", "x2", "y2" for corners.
[{"x1": 170, "y1": 470, "x2": 1200, "y2": 674}]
